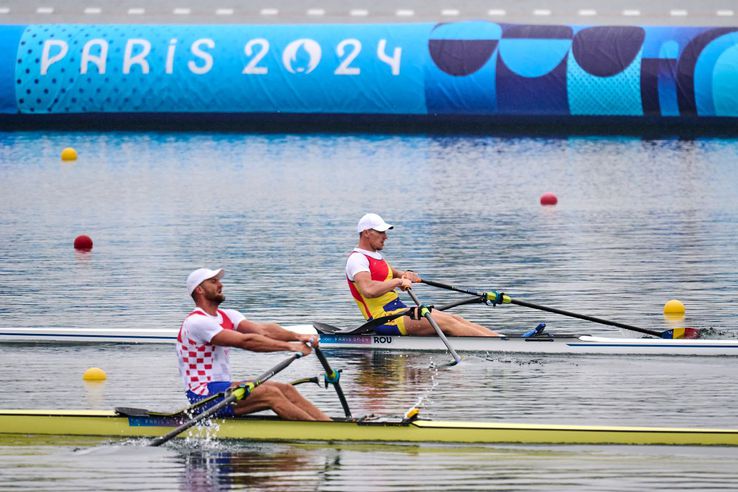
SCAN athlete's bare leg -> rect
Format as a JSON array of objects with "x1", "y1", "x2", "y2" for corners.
[
  {"x1": 233, "y1": 381, "x2": 331, "y2": 421},
  {"x1": 275, "y1": 382, "x2": 332, "y2": 421},
  {"x1": 403, "y1": 311, "x2": 499, "y2": 337}
]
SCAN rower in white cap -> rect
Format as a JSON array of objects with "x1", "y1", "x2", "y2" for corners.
[
  {"x1": 177, "y1": 267, "x2": 330, "y2": 421},
  {"x1": 345, "y1": 213, "x2": 499, "y2": 338}
]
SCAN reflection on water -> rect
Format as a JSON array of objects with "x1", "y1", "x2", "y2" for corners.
[
  {"x1": 4, "y1": 344, "x2": 738, "y2": 489},
  {"x1": 2, "y1": 131, "x2": 738, "y2": 489},
  {"x1": 3, "y1": 437, "x2": 738, "y2": 491},
  {"x1": 177, "y1": 443, "x2": 343, "y2": 491}
]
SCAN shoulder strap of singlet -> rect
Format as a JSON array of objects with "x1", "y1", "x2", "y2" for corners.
[
  {"x1": 217, "y1": 309, "x2": 235, "y2": 330},
  {"x1": 178, "y1": 308, "x2": 234, "y2": 342}
]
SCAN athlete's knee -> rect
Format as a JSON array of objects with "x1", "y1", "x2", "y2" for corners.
[
  {"x1": 268, "y1": 381, "x2": 291, "y2": 391},
  {"x1": 253, "y1": 383, "x2": 283, "y2": 400},
  {"x1": 278, "y1": 382, "x2": 307, "y2": 400},
  {"x1": 439, "y1": 312, "x2": 465, "y2": 325},
  {"x1": 264, "y1": 382, "x2": 301, "y2": 401},
  {"x1": 432, "y1": 311, "x2": 457, "y2": 321}
]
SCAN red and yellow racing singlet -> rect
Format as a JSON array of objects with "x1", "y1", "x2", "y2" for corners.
[{"x1": 346, "y1": 252, "x2": 400, "y2": 320}]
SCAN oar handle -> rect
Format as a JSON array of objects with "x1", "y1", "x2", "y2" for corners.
[
  {"x1": 311, "y1": 344, "x2": 352, "y2": 418},
  {"x1": 406, "y1": 288, "x2": 461, "y2": 365}
]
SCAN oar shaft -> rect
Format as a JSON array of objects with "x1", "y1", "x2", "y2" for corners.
[
  {"x1": 355, "y1": 297, "x2": 484, "y2": 333},
  {"x1": 406, "y1": 288, "x2": 461, "y2": 365},
  {"x1": 150, "y1": 391, "x2": 241, "y2": 446},
  {"x1": 508, "y1": 298, "x2": 660, "y2": 337},
  {"x1": 423, "y1": 278, "x2": 662, "y2": 338},
  {"x1": 437, "y1": 297, "x2": 487, "y2": 311},
  {"x1": 253, "y1": 352, "x2": 304, "y2": 383},
  {"x1": 150, "y1": 352, "x2": 303, "y2": 447},
  {"x1": 355, "y1": 309, "x2": 412, "y2": 333},
  {"x1": 312, "y1": 346, "x2": 352, "y2": 418},
  {"x1": 421, "y1": 279, "x2": 482, "y2": 297}
]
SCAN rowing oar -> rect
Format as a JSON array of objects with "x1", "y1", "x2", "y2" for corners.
[
  {"x1": 310, "y1": 344, "x2": 352, "y2": 418},
  {"x1": 289, "y1": 370, "x2": 341, "y2": 387},
  {"x1": 406, "y1": 288, "x2": 462, "y2": 365},
  {"x1": 343, "y1": 296, "x2": 488, "y2": 335},
  {"x1": 149, "y1": 351, "x2": 304, "y2": 447},
  {"x1": 421, "y1": 279, "x2": 700, "y2": 340},
  {"x1": 148, "y1": 370, "x2": 333, "y2": 418}
]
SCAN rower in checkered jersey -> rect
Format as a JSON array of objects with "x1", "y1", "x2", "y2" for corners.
[{"x1": 177, "y1": 267, "x2": 330, "y2": 421}]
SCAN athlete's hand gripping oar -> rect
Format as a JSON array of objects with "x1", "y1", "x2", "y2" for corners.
[
  {"x1": 406, "y1": 288, "x2": 462, "y2": 366},
  {"x1": 309, "y1": 342, "x2": 352, "y2": 418},
  {"x1": 421, "y1": 279, "x2": 700, "y2": 340},
  {"x1": 149, "y1": 351, "x2": 304, "y2": 447}
]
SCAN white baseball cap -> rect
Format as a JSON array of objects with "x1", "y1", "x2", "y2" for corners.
[
  {"x1": 186, "y1": 267, "x2": 224, "y2": 295},
  {"x1": 357, "y1": 213, "x2": 394, "y2": 233}
]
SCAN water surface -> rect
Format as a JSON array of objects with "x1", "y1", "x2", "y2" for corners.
[{"x1": 1, "y1": 131, "x2": 738, "y2": 490}]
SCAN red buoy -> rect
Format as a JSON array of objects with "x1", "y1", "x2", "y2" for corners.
[
  {"x1": 540, "y1": 192, "x2": 558, "y2": 206},
  {"x1": 74, "y1": 235, "x2": 93, "y2": 251}
]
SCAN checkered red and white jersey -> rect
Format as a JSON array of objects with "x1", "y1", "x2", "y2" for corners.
[{"x1": 176, "y1": 307, "x2": 246, "y2": 395}]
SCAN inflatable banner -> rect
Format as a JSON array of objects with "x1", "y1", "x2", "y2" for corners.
[{"x1": 2, "y1": 22, "x2": 738, "y2": 122}]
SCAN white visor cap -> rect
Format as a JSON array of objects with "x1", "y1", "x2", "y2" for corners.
[
  {"x1": 186, "y1": 267, "x2": 224, "y2": 295},
  {"x1": 357, "y1": 213, "x2": 394, "y2": 233}
]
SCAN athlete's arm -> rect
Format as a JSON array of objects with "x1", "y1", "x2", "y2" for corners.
[
  {"x1": 211, "y1": 328, "x2": 311, "y2": 355},
  {"x1": 353, "y1": 271, "x2": 412, "y2": 298},
  {"x1": 237, "y1": 320, "x2": 318, "y2": 347}
]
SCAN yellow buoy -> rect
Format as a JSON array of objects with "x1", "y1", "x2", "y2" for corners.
[
  {"x1": 61, "y1": 147, "x2": 78, "y2": 161},
  {"x1": 663, "y1": 299, "x2": 686, "y2": 316},
  {"x1": 83, "y1": 367, "x2": 107, "y2": 381}
]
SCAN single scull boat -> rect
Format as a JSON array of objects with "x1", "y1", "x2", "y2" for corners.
[
  {"x1": 1, "y1": 408, "x2": 737, "y2": 446},
  {"x1": 1, "y1": 325, "x2": 737, "y2": 356}
]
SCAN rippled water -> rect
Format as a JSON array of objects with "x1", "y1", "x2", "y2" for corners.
[
  {"x1": 2, "y1": 131, "x2": 738, "y2": 490},
  {"x1": 3, "y1": 437, "x2": 738, "y2": 491}
]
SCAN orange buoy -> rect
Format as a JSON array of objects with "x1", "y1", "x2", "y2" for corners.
[{"x1": 74, "y1": 235, "x2": 93, "y2": 251}]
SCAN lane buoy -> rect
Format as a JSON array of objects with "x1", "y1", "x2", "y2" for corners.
[
  {"x1": 663, "y1": 299, "x2": 686, "y2": 316},
  {"x1": 74, "y1": 235, "x2": 93, "y2": 251},
  {"x1": 61, "y1": 147, "x2": 78, "y2": 161},
  {"x1": 83, "y1": 367, "x2": 107, "y2": 381},
  {"x1": 540, "y1": 192, "x2": 558, "y2": 206}
]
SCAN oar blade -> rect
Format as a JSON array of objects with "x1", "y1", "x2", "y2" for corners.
[
  {"x1": 683, "y1": 328, "x2": 701, "y2": 339},
  {"x1": 443, "y1": 356, "x2": 461, "y2": 367},
  {"x1": 661, "y1": 327, "x2": 701, "y2": 339}
]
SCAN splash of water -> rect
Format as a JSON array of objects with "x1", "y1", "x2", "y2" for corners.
[{"x1": 407, "y1": 357, "x2": 441, "y2": 415}]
